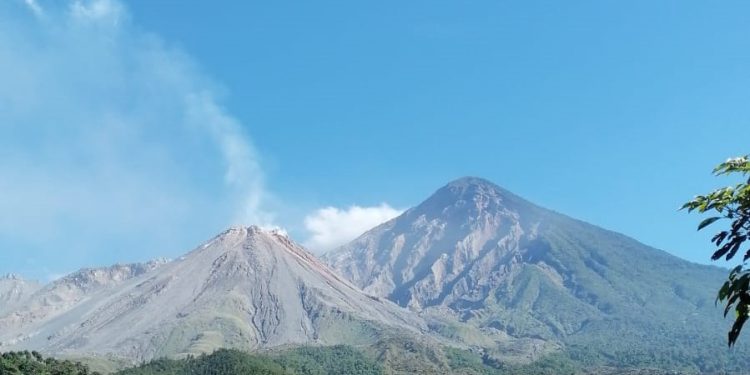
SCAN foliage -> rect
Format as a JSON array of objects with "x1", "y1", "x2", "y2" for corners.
[
  {"x1": 117, "y1": 349, "x2": 286, "y2": 375},
  {"x1": 444, "y1": 347, "x2": 578, "y2": 375},
  {"x1": 113, "y1": 346, "x2": 597, "y2": 375},
  {"x1": 683, "y1": 155, "x2": 750, "y2": 346},
  {"x1": 116, "y1": 346, "x2": 382, "y2": 375},
  {"x1": 0, "y1": 351, "x2": 100, "y2": 375},
  {"x1": 272, "y1": 345, "x2": 381, "y2": 375},
  {"x1": 5, "y1": 343, "x2": 743, "y2": 375}
]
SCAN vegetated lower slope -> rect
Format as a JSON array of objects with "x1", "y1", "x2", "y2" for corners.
[
  {"x1": 114, "y1": 345, "x2": 579, "y2": 375},
  {"x1": 325, "y1": 177, "x2": 750, "y2": 373},
  {"x1": 1, "y1": 350, "x2": 100, "y2": 375},
  {"x1": 112, "y1": 345, "x2": 669, "y2": 375},
  {"x1": 117, "y1": 346, "x2": 382, "y2": 375},
  {"x1": 0, "y1": 227, "x2": 427, "y2": 366},
  {"x1": 0, "y1": 347, "x2": 686, "y2": 375}
]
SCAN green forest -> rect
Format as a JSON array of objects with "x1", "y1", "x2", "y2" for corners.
[
  {"x1": 1, "y1": 346, "x2": 687, "y2": 375},
  {"x1": 117, "y1": 346, "x2": 381, "y2": 375},
  {"x1": 1, "y1": 351, "x2": 101, "y2": 375},
  {"x1": 2, "y1": 347, "x2": 385, "y2": 375}
]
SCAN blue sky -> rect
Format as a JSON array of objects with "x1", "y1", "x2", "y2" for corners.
[{"x1": 1, "y1": 0, "x2": 749, "y2": 280}]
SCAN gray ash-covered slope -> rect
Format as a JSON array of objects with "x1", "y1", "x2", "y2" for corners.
[
  {"x1": 0, "y1": 260, "x2": 167, "y2": 328},
  {"x1": 0, "y1": 227, "x2": 424, "y2": 363},
  {"x1": 0, "y1": 274, "x2": 42, "y2": 315},
  {"x1": 325, "y1": 177, "x2": 748, "y2": 371}
]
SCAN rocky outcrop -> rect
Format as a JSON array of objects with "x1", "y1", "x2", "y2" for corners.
[
  {"x1": 325, "y1": 177, "x2": 548, "y2": 310},
  {"x1": 0, "y1": 274, "x2": 41, "y2": 315},
  {"x1": 0, "y1": 259, "x2": 168, "y2": 333}
]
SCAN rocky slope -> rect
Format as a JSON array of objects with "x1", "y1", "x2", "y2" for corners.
[
  {"x1": 0, "y1": 260, "x2": 168, "y2": 333},
  {"x1": 0, "y1": 274, "x2": 41, "y2": 315},
  {"x1": 0, "y1": 227, "x2": 425, "y2": 363},
  {"x1": 325, "y1": 177, "x2": 748, "y2": 372}
]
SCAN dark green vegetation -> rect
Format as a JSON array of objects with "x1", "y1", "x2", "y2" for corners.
[
  {"x1": 117, "y1": 346, "x2": 382, "y2": 375},
  {"x1": 114, "y1": 346, "x2": 681, "y2": 375},
  {"x1": 683, "y1": 155, "x2": 750, "y2": 347},
  {"x1": 1, "y1": 351, "x2": 100, "y2": 375},
  {"x1": 0, "y1": 344, "x2": 722, "y2": 374}
]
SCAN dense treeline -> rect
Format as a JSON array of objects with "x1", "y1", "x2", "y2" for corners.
[
  {"x1": 1, "y1": 351, "x2": 100, "y2": 375},
  {"x1": 2, "y1": 345, "x2": 732, "y2": 375},
  {"x1": 117, "y1": 347, "x2": 674, "y2": 375},
  {"x1": 117, "y1": 346, "x2": 382, "y2": 375},
  {"x1": 117, "y1": 346, "x2": 570, "y2": 375}
]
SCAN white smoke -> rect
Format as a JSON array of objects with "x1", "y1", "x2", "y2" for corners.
[{"x1": 0, "y1": 0, "x2": 272, "y2": 276}]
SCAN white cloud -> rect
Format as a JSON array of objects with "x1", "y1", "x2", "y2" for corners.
[
  {"x1": 0, "y1": 0, "x2": 273, "y2": 277},
  {"x1": 304, "y1": 204, "x2": 403, "y2": 253}
]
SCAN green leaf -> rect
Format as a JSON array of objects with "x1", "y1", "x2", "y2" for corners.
[
  {"x1": 711, "y1": 243, "x2": 732, "y2": 260},
  {"x1": 712, "y1": 231, "x2": 729, "y2": 246},
  {"x1": 686, "y1": 154, "x2": 750, "y2": 346},
  {"x1": 730, "y1": 265, "x2": 744, "y2": 278},
  {"x1": 729, "y1": 308, "x2": 749, "y2": 347},
  {"x1": 726, "y1": 240, "x2": 743, "y2": 261},
  {"x1": 697, "y1": 217, "x2": 721, "y2": 231},
  {"x1": 718, "y1": 281, "x2": 730, "y2": 303}
]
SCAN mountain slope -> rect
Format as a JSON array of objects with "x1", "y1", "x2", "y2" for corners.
[
  {"x1": 0, "y1": 260, "x2": 168, "y2": 331},
  {"x1": 0, "y1": 226, "x2": 425, "y2": 363},
  {"x1": 0, "y1": 274, "x2": 41, "y2": 315},
  {"x1": 325, "y1": 177, "x2": 748, "y2": 372}
]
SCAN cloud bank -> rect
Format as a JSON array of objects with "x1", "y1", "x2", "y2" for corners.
[
  {"x1": 304, "y1": 204, "x2": 403, "y2": 253},
  {"x1": 0, "y1": 0, "x2": 271, "y2": 277}
]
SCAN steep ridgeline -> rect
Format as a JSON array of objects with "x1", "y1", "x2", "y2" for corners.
[
  {"x1": 0, "y1": 260, "x2": 168, "y2": 331},
  {"x1": 325, "y1": 177, "x2": 749, "y2": 372},
  {"x1": 0, "y1": 227, "x2": 425, "y2": 363},
  {"x1": 0, "y1": 274, "x2": 41, "y2": 315}
]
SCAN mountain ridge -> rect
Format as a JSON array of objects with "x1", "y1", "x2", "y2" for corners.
[
  {"x1": 325, "y1": 177, "x2": 748, "y2": 372},
  {"x1": 2, "y1": 178, "x2": 747, "y2": 373},
  {"x1": 0, "y1": 276, "x2": 41, "y2": 316},
  {"x1": 0, "y1": 226, "x2": 428, "y2": 364}
]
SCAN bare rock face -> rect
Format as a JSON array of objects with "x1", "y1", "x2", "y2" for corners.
[
  {"x1": 0, "y1": 227, "x2": 424, "y2": 362},
  {"x1": 325, "y1": 177, "x2": 546, "y2": 310},
  {"x1": 0, "y1": 259, "x2": 168, "y2": 334},
  {"x1": 0, "y1": 274, "x2": 41, "y2": 315}
]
